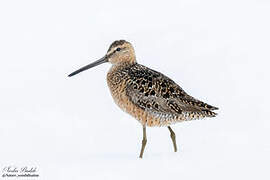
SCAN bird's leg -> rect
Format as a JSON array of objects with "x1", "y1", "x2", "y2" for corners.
[
  {"x1": 139, "y1": 126, "x2": 147, "y2": 158},
  {"x1": 168, "y1": 126, "x2": 177, "y2": 152}
]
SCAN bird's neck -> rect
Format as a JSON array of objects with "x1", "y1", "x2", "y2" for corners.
[
  {"x1": 119, "y1": 53, "x2": 136, "y2": 64},
  {"x1": 111, "y1": 61, "x2": 136, "y2": 71},
  {"x1": 113, "y1": 55, "x2": 136, "y2": 67}
]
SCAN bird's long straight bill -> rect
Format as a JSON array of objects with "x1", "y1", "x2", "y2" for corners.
[{"x1": 68, "y1": 56, "x2": 107, "y2": 77}]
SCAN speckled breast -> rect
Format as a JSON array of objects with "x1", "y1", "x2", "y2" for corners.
[{"x1": 106, "y1": 65, "x2": 160, "y2": 127}]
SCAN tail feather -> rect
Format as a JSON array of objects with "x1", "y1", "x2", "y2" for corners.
[{"x1": 202, "y1": 109, "x2": 218, "y2": 117}]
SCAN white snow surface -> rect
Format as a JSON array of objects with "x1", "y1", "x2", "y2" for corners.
[{"x1": 0, "y1": 0, "x2": 270, "y2": 179}]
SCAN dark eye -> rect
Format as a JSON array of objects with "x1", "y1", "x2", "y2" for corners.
[{"x1": 116, "y1": 48, "x2": 121, "y2": 51}]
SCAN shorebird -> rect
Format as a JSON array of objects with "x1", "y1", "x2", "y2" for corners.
[{"x1": 68, "y1": 40, "x2": 218, "y2": 158}]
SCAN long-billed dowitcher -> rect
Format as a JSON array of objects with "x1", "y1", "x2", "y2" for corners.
[{"x1": 68, "y1": 40, "x2": 218, "y2": 158}]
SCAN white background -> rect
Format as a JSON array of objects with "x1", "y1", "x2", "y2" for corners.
[{"x1": 0, "y1": 0, "x2": 270, "y2": 179}]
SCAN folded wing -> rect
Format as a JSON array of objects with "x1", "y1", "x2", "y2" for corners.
[{"x1": 125, "y1": 64, "x2": 218, "y2": 120}]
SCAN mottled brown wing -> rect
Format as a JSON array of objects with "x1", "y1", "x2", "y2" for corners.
[{"x1": 125, "y1": 64, "x2": 218, "y2": 117}]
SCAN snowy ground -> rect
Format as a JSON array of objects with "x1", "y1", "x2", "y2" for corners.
[{"x1": 0, "y1": 0, "x2": 270, "y2": 179}]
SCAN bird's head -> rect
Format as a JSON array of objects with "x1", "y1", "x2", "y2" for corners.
[
  {"x1": 68, "y1": 40, "x2": 136, "y2": 77},
  {"x1": 106, "y1": 40, "x2": 136, "y2": 64}
]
